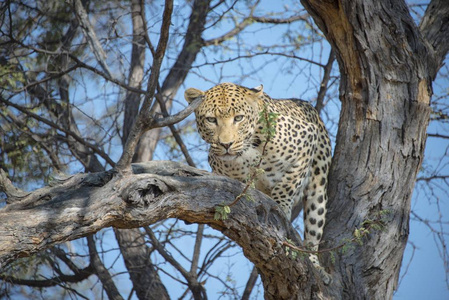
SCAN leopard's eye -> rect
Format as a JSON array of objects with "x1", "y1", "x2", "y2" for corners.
[
  {"x1": 234, "y1": 115, "x2": 244, "y2": 122},
  {"x1": 205, "y1": 117, "x2": 217, "y2": 124}
]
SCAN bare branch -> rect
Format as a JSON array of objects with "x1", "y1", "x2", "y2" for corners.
[
  {"x1": 150, "y1": 95, "x2": 203, "y2": 129},
  {"x1": 190, "y1": 224, "x2": 204, "y2": 274},
  {"x1": 252, "y1": 14, "x2": 309, "y2": 24},
  {"x1": 0, "y1": 36, "x2": 146, "y2": 94},
  {"x1": 70, "y1": 0, "x2": 113, "y2": 78},
  {"x1": 193, "y1": 51, "x2": 325, "y2": 68},
  {"x1": 146, "y1": 225, "x2": 207, "y2": 300},
  {"x1": 204, "y1": 13, "x2": 308, "y2": 46},
  {"x1": 428, "y1": 133, "x2": 449, "y2": 139},
  {"x1": 0, "y1": 264, "x2": 93, "y2": 287},
  {"x1": 416, "y1": 175, "x2": 449, "y2": 182},
  {"x1": 315, "y1": 49, "x2": 335, "y2": 114},
  {"x1": 241, "y1": 266, "x2": 259, "y2": 300},
  {"x1": 87, "y1": 236, "x2": 124, "y2": 300},
  {"x1": 146, "y1": 228, "x2": 204, "y2": 295},
  {"x1": 12, "y1": 64, "x2": 80, "y2": 94},
  {"x1": 68, "y1": 54, "x2": 146, "y2": 94}
]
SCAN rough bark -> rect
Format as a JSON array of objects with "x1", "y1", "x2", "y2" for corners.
[
  {"x1": 0, "y1": 161, "x2": 331, "y2": 300},
  {"x1": 419, "y1": 0, "x2": 449, "y2": 77},
  {"x1": 300, "y1": 0, "x2": 449, "y2": 299}
]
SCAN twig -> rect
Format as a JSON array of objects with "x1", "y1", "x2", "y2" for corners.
[
  {"x1": 283, "y1": 212, "x2": 388, "y2": 255},
  {"x1": 203, "y1": 13, "x2": 308, "y2": 46}
]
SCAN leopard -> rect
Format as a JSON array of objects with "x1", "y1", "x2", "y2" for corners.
[{"x1": 185, "y1": 82, "x2": 332, "y2": 280}]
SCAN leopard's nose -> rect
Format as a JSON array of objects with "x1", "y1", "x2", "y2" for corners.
[{"x1": 220, "y1": 142, "x2": 234, "y2": 149}]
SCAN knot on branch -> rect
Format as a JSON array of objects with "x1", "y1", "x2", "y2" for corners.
[
  {"x1": 81, "y1": 170, "x2": 116, "y2": 187},
  {"x1": 120, "y1": 176, "x2": 170, "y2": 207}
]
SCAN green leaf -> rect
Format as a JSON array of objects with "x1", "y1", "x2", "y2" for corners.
[{"x1": 214, "y1": 205, "x2": 230, "y2": 220}]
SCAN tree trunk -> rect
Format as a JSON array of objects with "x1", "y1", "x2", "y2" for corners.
[{"x1": 301, "y1": 0, "x2": 449, "y2": 298}]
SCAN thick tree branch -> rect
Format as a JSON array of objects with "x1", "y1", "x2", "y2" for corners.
[
  {"x1": 300, "y1": 0, "x2": 440, "y2": 299},
  {"x1": 419, "y1": 0, "x2": 449, "y2": 77},
  {"x1": 0, "y1": 161, "x2": 332, "y2": 300}
]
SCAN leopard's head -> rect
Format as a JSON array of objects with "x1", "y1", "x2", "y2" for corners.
[{"x1": 185, "y1": 83, "x2": 263, "y2": 160}]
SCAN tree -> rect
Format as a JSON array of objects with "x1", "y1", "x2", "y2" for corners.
[
  {"x1": 1, "y1": 0, "x2": 448, "y2": 299},
  {"x1": 301, "y1": 0, "x2": 449, "y2": 298}
]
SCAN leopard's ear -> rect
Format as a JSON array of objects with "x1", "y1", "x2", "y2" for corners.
[
  {"x1": 250, "y1": 84, "x2": 264, "y2": 97},
  {"x1": 184, "y1": 88, "x2": 205, "y2": 103}
]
